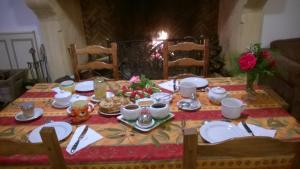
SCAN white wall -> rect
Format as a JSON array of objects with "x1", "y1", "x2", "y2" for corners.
[
  {"x1": 261, "y1": 0, "x2": 300, "y2": 47},
  {"x1": 0, "y1": 0, "x2": 42, "y2": 45}
]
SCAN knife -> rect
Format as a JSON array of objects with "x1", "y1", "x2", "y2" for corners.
[
  {"x1": 71, "y1": 125, "x2": 89, "y2": 153},
  {"x1": 241, "y1": 121, "x2": 255, "y2": 136}
]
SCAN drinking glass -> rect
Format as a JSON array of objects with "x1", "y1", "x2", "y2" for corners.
[{"x1": 94, "y1": 77, "x2": 107, "y2": 99}]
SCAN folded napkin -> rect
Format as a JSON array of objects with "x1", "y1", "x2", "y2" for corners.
[
  {"x1": 158, "y1": 80, "x2": 179, "y2": 93},
  {"x1": 237, "y1": 122, "x2": 277, "y2": 137},
  {"x1": 66, "y1": 125, "x2": 103, "y2": 155}
]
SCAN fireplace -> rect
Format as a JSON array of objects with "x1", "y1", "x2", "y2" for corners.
[{"x1": 26, "y1": 0, "x2": 267, "y2": 81}]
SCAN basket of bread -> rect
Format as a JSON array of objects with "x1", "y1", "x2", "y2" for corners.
[{"x1": 98, "y1": 96, "x2": 130, "y2": 115}]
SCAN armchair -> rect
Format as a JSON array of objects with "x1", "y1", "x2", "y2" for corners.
[{"x1": 259, "y1": 38, "x2": 300, "y2": 120}]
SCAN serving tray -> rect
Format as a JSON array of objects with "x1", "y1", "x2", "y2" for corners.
[{"x1": 117, "y1": 113, "x2": 174, "y2": 132}]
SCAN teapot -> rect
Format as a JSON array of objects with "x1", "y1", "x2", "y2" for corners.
[{"x1": 207, "y1": 87, "x2": 229, "y2": 105}]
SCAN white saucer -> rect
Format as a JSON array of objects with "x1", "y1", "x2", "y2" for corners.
[
  {"x1": 52, "y1": 100, "x2": 71, "y2": 109},
  {"x1": 181, "y1": 77, "x2": 208, "y2": 89},
  {"x1": 177, "y1": 99, "x2": 201, "y2": 111},
  {"x1": 136, "y1": 119, "x2": 155, "y2": 129},
  {"x1": 75, "y1": 81, "x2": 94, "y2": 92},
  {"x1": 15, "y1": 108, "x2": 44, "y2": 122}
]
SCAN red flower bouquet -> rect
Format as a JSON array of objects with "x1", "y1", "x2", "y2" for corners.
[
  {"x1": 119, "y1": 75, "x2": 160, "y2": 100},
  {"x1": 238, "y1": 43, "x2": 276, "y2": 94}
]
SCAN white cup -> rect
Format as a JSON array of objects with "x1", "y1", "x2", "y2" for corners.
[
  {"x1": 149, "y1": 103, "x2": 169, "y2": 119},
  {"x1": 54, "y1": 91, "x2": 72, "y2": 106},
  {"x1": 179, "y1": 81, "x2": 197, "y2": 98},
  {"x1": 221, "y1": 98, "x2": 246, "y2": 119},
  {"x1": 121, "y1": 104, "x2": 142, "y2": 121}
]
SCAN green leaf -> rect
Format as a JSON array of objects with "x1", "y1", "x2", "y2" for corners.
[
  {"x1": 116, "y1": 137, "x2": 126, "y2": 145},
  {"x1": 267, "y1": 118, "x2": 286, "y2": 128},
  {"x1": 103, "y1": 128, "x2": 124, "y2": 132},
  {"x1": 0, "y1": 127, "x2": 15, "y2": 137},
  {"x1": 106, "y1": 133, "x2": 125, "y2": 139},
  {"x1": 156, "y1": 130, "x2": 170, "y2": 141},
  {"x1": 151, "y1": 135, "x2": 160, "y2": 147}
]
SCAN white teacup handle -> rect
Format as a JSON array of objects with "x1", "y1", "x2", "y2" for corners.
[{"x1": 88, "y1": 103, "x2": 94, "y2": 112}]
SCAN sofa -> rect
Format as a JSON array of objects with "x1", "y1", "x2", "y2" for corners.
[{"x1": 259, "y1": 38, "x2": 300, "y2": 120}]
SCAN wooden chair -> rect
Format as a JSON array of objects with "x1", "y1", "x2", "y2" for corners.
[
  {"x1": 183, "y1": 128, "x2": 300, "y2": 169},
  {"x1": 162, "y1": 39, "x2": 209, "y2": 79},
  {"x1": 69, "y1": 42, "x2": 119, "y2": 81},
  {"x1": 0, "y1": 127, "x2": 67, "y2": 169}
]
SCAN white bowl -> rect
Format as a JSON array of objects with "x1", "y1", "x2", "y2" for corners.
[
  {"x1": 54, "y1": 91, "x2": 72, "y2": 106},
  {"x1": 149, "y1": 103, "x2": 169, "y2": 119},
  {"x1": 121, "y1": 104, "x2": 141, "y2": 121}
]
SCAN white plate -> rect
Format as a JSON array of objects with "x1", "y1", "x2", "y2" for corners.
[
  {"x1": 52, "y1": 100, "x2": 71, "y2": 109},
  {"x1": 28, "y1": 121, "x2": 72, "y2": 143},
  {"x1": 98, "y1": 110, "x2": 121, "y2": 116},
  {"x1": 177, "y1": 99, "x2": 201, "y2": 111},
  {"x1": 15, "y1": 108, "x2": 44, "y2": 122},
  {"x1": 150, "y1": 92, "x2": 172, "y2": 103},
  {"x1": 200, "y1": 121, "x2": 246, "y2": 143},
  {"x1": 75, "y1": 81, "x2": 94, "y2": 92},
  {"x1": 181, "y1": 77, "x2": 208, "y2": 89}
]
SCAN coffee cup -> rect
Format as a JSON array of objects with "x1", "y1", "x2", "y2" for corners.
[
  {"x1": 54, "y1": 91, "x2": 72, "y2": 106},
  {"x1": 149, "y1": 103, "x2": 169, "y2": 119},
  {"x1": 179, "y1": 81, "x2": 196, "y2": 98},
  {"x1": 20, "y1": 102, "x2": 35, "y2": 118},
  {"x1": 221, "y1": 98, "x2": 246, "y2": 119},
  {"x1": 70, "y1": 100, "x2": 93, "y2": 124},
  {"x1": 121, "y1": 104, "x2": 141, "y2": 120}
]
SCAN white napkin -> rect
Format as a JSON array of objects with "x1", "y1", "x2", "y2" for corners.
[
  {"x1": 52, "y1": 87, "x2": 62, "y2": 93},
  {"x1": 158, "y1": 80, "x2": 179, "y2": 92},
  {"x1": 237, "y1": 122, "x2": 277, "y2": 137},
  {"x1": 66, "y1": 125, "x2": 103, "y2": 155}
]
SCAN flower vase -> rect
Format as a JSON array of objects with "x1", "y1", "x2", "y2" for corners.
[{"x1": 244, "y1": 71, "x2": 257, "y2": 101}]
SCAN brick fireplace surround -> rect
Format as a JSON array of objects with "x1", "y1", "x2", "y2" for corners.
[{"x1": 26, "y1": 0, "x2": 267, "y2": 81}]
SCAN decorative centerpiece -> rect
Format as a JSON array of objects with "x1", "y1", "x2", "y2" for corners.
[
  {"x1": 238, "y1": 43, "x2": 276, "y2": 96},
  {"x1": 119, "y1": 75, "x2": 160, "y2": 101}
]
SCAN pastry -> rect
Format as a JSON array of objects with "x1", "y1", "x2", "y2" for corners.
[{"x1": 99, "y1": 96, "x2": 130, "y2": 113}]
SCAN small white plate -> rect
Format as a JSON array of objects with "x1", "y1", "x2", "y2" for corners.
[
  {"x1": 98, "y1": 110, "x2": 121, "y2": 116},
  {"x1": 136, "y1": 119, "x2": 155, "y2": 129},
  {"x1": 181, "y1": 77, "x2": 208, "y2": 89},
  {"x1": 15, "y1": 108, "x2": 44, "y2": 122},
  {"x1": 150, "y1": 92, "x2": 172, "y2": 103},
  {"x1": 28, "y1": 121, "x2": 72, "y2": 143},
  {"x1": 52, "y1": 100, "x2": 71, "y2": 109},
  {"x1": 177, "y1": 99, "x2": 201, "y2": 111},
  {"x1": 200, "y1": 121, "x2": 246, "y2": 143},
  {"x1": 75, "y1": 81, "x2": 94, "y2": 92}
]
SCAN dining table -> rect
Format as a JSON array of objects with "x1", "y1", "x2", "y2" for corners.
[{"x1": 1, "y1": 77, "x2": 300, "y2": 169}]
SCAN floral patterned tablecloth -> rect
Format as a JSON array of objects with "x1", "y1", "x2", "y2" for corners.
[{"x1": 1, "y1": 77, "x2": 300, "y2": 169}]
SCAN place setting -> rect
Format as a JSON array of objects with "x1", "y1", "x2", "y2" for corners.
[
  {"x1": 199, "y1": 97, "x2": 277, "y2": 143},
  {"x1": 15, "y1": 102, "x2": 44, "y2": 122}
]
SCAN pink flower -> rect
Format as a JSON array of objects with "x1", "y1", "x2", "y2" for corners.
[
  {"x1": 261, "y1": 50, "x2": 270, "y2": 59},
  {"x1": 129, "y1": 76, "x2": 140, "y2": 84},
  {"x1": 239, "y1": 52, "x2": 257, "y2": 71}
]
